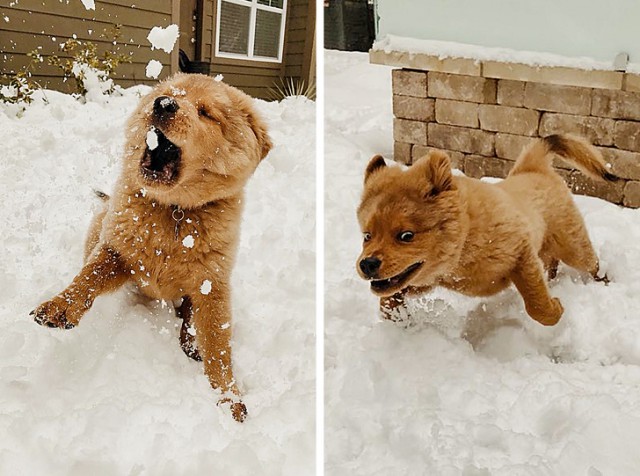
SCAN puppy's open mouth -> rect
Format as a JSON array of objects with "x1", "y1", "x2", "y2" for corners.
[
  {"x1": 371, "y1": 262, "x2": 423, "y2": 294},
  {"x1": 140, "y1": 129, "x2": 181, "y2": 184}
]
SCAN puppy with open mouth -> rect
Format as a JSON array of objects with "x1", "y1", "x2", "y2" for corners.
[
  {"x1": 31, "y1": 73, "x2": 272, "y2": 422},
  {"x1": 357, "y1": 134, "x2": 614, "y2": 326}
]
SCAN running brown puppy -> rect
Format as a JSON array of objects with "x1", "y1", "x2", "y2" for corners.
[
  {"x1": 31, "y1": 73, "x2": 272, "y2": 422},
  {"x1": 357, "y1": 134, "x2": 614, "y2": 326}
]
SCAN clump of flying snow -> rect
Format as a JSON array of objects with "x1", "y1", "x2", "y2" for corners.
[
  {"x1": 80, "y1": 0, "x2": 95, "y2": 10},
  {"x1": 147, "y1": 24, "x2": 179, "y2": 53},
  {"x1": 145, "y1": 59, "x2": 163, "y2": 79},
  {"x1": 214, "y1": 74, "x2": 224, "y2": 82},
  {"x1": 325, "y1": 49, "x2": 640, "y2": 475},
  {"x1": 145, "y1": 128, "x2": 158, "y2": 150},
  {"x1": 0, "y1": 80, "x2": 314, "y2": 474}
]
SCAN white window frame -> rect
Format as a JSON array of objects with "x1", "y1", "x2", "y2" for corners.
[{"x1": 215, "y1": 0, "x2": 288, "y2": 63}]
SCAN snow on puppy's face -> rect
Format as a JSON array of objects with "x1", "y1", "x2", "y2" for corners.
[
  {"x1": 356, "y1": 152, "x2": 466, "y2": 297},
  {"x1": 124, "y1": 73, "x2": 272, "y2": 208}
]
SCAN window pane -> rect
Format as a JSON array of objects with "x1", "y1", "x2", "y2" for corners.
[
  {"x1": 257, "y1": 0, "x2": 284, "y2": 8},
  {"x1": 254, "y1": 10, "x2": 281, "y2": 58},
  {"x1": 219, "y1": 1, "x2": 250, "y2": 55}
]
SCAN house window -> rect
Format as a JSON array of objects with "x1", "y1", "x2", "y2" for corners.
[{"x1": 216, "y1": 0, "x2": 287, "y2": 63}]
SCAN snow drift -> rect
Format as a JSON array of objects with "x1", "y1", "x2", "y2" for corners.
[{"x1": 0, "y1": 84, "x2": 315, "y2": 474}]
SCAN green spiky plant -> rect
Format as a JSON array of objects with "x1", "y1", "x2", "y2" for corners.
[{"x1": 269, "y1": 76, "x2": 316, "y2": 101}]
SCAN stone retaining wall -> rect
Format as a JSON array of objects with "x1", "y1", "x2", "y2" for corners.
[{"x1": 390, "y1": 68, "x2": 640, "y2": 207}]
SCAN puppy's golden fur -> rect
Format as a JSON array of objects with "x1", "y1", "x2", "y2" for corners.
[
  {"x1": 32, "y1": 73, "x2": 272, "y2": 422},
  {"x1": 357, "y1": 134, "x2": 615, "y2": 326}
]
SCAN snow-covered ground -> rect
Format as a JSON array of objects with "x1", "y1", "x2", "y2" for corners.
[
  {"x1": 325, "y1": 50, "x2": 640, "y2": 475},
  {"x1": 0, "y1": 85, "x2": 315, "y2": 474}
]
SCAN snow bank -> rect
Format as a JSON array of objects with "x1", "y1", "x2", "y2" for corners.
[
  {"x1": 325, "y1": 50, "x2": 640, "y2": 475},
  {"x1": 373, "y1": 35, "x2": 639, "y2": 72},
  {"x1": 0, "y1": 84, "x2": 314, "y2": 474}
]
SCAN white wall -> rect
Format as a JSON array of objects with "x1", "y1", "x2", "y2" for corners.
[{"x1": 376, "y1": 0, "x2": 640, "y2": 64}]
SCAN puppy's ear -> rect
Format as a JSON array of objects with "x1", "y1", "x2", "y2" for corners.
[
  {"x1": 364, "y1": 155, "x2": 386, "y2": 183},
  {"x1": 248, "y1": 113, "x2": 273, "y2": 161},
  {"x1": 421, "y1": 150, "x2": 453, "y2": 197}
]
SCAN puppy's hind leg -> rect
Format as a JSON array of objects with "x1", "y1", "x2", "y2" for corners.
[
  {"x1": 510, "y1": 246, "x2": 564, "y2": 326},
  {"x1": 553, "y1": 208, "x2": 607, "y2": 282},
  {"x1": 176, "y1": 296, "x2": 202, "y2": 361}
]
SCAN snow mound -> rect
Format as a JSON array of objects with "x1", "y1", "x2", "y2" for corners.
[
  {"x1": 0, "y1": 86, "x2": 314, "y2": 474},
  {"x1": 325, "y1": 49, "x2": 640, "y2": 475}
]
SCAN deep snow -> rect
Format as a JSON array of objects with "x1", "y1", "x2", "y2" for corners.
[
  {"x1": 325, "y1": 50, "x2": 640, "y2": 475},
  {"x1": 0, "y1": 84, "x2": 314, "y2": 474}
]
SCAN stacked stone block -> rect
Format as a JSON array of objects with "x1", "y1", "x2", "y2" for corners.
[{"x1": 392, "y1": 69, "x2": 640, "y2": 207}]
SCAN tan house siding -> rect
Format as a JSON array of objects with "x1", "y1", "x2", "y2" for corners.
[
  {"x1": 1, "y1": 0, "x2": 315, "y2": 100},
  {"x1": 0, "y1": 0, "x2": 176, "y2": 91},
  {"x1": 199, "y1": 0, "x2": 315, "y2": 99},
  {"x1": 203, "y1": 0, "x2": 282, "y2": 99},
  {"x1": 283, "y1": 0, "x2": 314, "y2": 81}
]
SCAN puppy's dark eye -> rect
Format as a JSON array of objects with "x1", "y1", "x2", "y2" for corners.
[
  {"x1": 198, "y1": 106, "x2": 213, "y2": 120},
  {"x1": 363, "y1": 232, "x2": 371, "y2": 242},
  {"x1": 397, "y1": 231, "x2": 414, "y2": 242}
]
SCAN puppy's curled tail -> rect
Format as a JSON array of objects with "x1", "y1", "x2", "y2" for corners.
[
  {"x1": 93, "y1": 189, "x2": 110, "y2": 201},
  {"x1": 508, "y1": 134, "x2": 618, "y2": 182}
]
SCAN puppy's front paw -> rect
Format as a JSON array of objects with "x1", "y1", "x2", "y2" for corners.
[
  {"x1": 30, "y1": 295, "x2": 89, "y2": 329},
  {"x1": 218, "y1": 397, "x2": 248, "y2": 423},
  {"x1": 538, "y1": 298, "x2": 564, "y2": 326},
  {"x1": 380, "y1": 293, "x2": 408, "y2": 322}
]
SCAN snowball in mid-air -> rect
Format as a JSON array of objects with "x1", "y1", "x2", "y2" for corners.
[
  {"x1": 147, "y1": 24, "x2": 179, "y2": 53},
  {"x1": 200, "y1": 279, "x2": 212, "y2": 295},
  {"x1": 182, "y1": 235, "x2": 195, "y2": 248},
  {"x1": 214, "y1": 74, "x2": 224, "y2": 82},
  {"x1": 145, "y1": 59, "x2": 163, "y2": 79},
  {"x1": 146, "y1": 129, "x2": 158, "y2": 150},
  {"x1": 80, "y1": 0, "x2": 95, "y2": 10}
]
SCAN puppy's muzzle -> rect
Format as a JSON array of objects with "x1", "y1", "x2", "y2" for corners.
[
  {"x1": 154, "y1": 96, "x2": 179, "y2": 117},
  {"x1": 360, "y1": 257, "x2": 381, "y2": 279},
  {"x1": 140, "y1": 129, "x2": 181, "y2": 185}
]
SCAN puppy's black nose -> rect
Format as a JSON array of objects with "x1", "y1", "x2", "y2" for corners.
[
  {"x1": 154, "y1": 96, "x2": 179, "y2": 115},
  {"x1": 360, "y1": 257, "x2": 381, "y2": 278}
]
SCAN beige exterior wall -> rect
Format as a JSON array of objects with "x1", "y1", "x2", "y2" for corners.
[
  {"x1": 374, "y1": 50, "x2": 640, "y2": 208},
  {"x1": 1, "y1": 0, "x2": 315, "y2": 100},
  {"x1": 202, "y1": 0, "x2": 315, "y2": 100}
]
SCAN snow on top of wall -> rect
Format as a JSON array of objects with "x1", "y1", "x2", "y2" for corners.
[{"x1": 373, "y1": 34, "x2": 640, "y2": 72}]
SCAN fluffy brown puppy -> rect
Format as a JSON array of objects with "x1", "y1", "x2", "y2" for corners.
[
  {"x1": 357, "y1": 134, "x2": 615, "y2": 326},
  {"x1": 31, "y1": 73, "x2": 272, "y2": 422}
]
